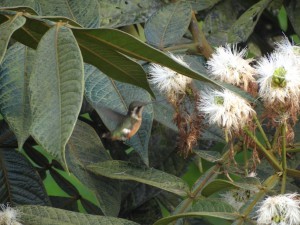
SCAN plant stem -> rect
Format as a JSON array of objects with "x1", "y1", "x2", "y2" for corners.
[
  {"x1": 272, "y1": 126, "x2": 281, "y2": 150},
  {"x1": 172, "y1": 164, "x2": 221, "y2": 216},
  {"x1": 244, "y1": 126, "x2": 281, "y2": 171},
  {"x1": 164, "y1": 42, "x2": 199, "y2": 52},
  {"x1": 188, "y1": 11, "x2": 213, "y2": 59},
  {"x1": 286, "y1": 168, "x2": 300, "y2": 178},
  {"x1": 281, "y1": 122, "x2": 287, "y2": 193},
  {"x1": 172, "y1": 149, "x2": 233, "y2": 217},
  {"x1": 253, "y1": 115, "x2": 271, "y2": 150},
  {"x1": 286, "y1": 148, "x2": 300, "y2": 153},
  {"x1": 243, "y1": 141, "x2": 248, "y2": 175}
]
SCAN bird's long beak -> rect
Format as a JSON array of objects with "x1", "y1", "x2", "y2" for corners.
[{"x1": 144, "y1": 98, "x2": 167, "y2": 106}]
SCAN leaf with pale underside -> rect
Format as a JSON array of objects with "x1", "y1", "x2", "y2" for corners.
[
  {"x1": 87, "y1": 160, "x2": 190, "y2": 197},
  {"x1": 144, "y1": 2, "x2": 192, "y2": 48},
  {"x1": 18, "y1": 205, "x2": 140, "y2": 225},
  {"x1": 0, "y1": 13, "x2": 25, "y2": 64},
  {"x1": 38, "y1": 0, "x2": 100, "y2": 28},
  {"x1": 0, "y1": 43, "x2": 33, "y2": 149},
  {"x1": 66, "y1": 120, "x2": 121, "y2": 216},
  {"x1": 0, "y1": 1, "x2": 41, "y2": 14},
  {"x1": 29, "y1": 25, "x2": 84, "y2": 169}
]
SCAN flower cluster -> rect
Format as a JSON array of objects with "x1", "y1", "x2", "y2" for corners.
[
  {"x1": 148, "y1": 53, "x2": 201, "y2": 156},
  {"x1": 256, "y1": 193, "x2": 300, "y2": 225},
  {"x1": 148, "y1": 39, "x2": 300, "y2": 154}
]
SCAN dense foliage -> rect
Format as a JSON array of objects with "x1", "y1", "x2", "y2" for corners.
[{"x1": 0, "y1": 0, "x2": 299, "y2": 225}]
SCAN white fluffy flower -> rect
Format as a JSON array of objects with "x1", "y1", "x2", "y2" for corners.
[
  {"x1": 198, "y1": 88, "x2": 255, "y2": 135},
  {"x1": 256, "y1": 193, "x2": 300, "y2": 225},
  {"x1": 207, "y1": 44, "x2": 256, "y2": 90},
  {"x1": 275, "y1": 37, "x2": 300, "y2": 60},
  {"x1": 256, "y1": 52, "x2": 300, "y2": 106},
  {"x1": 148, "y1": 54, "x2": 192, "y2": 94},
  {"x1": 0, "y1": 204, "x2": 22, "y2": 225}
]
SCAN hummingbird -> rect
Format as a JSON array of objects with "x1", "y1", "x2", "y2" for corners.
[{"x1": 101, "y1": 101, "x2": 148, "y2": 141}]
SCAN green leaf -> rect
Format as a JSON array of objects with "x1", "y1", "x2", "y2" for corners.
[
  {"x1": 38, "y1": 0, "x2": 100, "y2": 28},
  {"x1": 0, "y1": 13, "x2": 25, "y2": 64},
  {"x1": 84, "y1": 64, "x2": 153, "y2": 165},
  {"x1": 18, "y1": 205, "x2": 140, "y2": 225},
  {"x1": 144, "y1": 2, "x2": 192, "y2": 48},
  {"x1": 87, "y1": 160, "x2": 189, "y2": 197},
  {"x1": 0, "y1": 1, "x2": 41, "y2": 14},
  {"x1": 188, "y1": 0, "x2": 222, "y2": 11},
  {"x1": 201, "y1": 178, "x2": 261, "y2": 197},
  {"x1": 0, "y1": 43, "x2": 32, "y2": 149},
  {"x1": 202, "y1": 0, "x2": 238, "y2": 45},
  {"x1": 153, "y1": 199, "x2": 239, "y2": 225},
  {"x1": 192, "y1": 198, "x2": 238, "y2": 214},
  {"x1": 29, "y1": 25, "x2": 84, "y2": 169},
  {"x1": 97, "y1": 0, "x2": 165, "y2": 28},
  {"x1": 172, "y1": 166, "x2": 220, "y2": 214},
  {"x1": 50, "y1": 196, "x2": 79, "y2": 212},
  {"x1": 123, "y1": 198, "x2": 162, "y2": 225},
  {"x1": 228, "y1": 0, "x2": 272, "y2": 43},
  {"x1": 10, "y1": 14, "x2": 50, "y2": 49},
  {"x1": 152, "y1": 99, "x2": 177, "y2": 131},
  {"x1": 201, "y1": 125, "x2": 225, "y2": 143},
  {"x1": 66, "y1": 120, "x2": 121, "y2": 216},
  {"x1": 0, "y1": 120, "x2": 17, "y2": 146},
  {"x1": 73, "y1": 30, "x2": 154, "y2": 97},
  {"x1": 0, "y1": 6, "x2": 39, "y2": 15},
  {"x1": 193, "y1": 150, "x2": 222, "y2": 163},
  {"x1": 285, "y1": 0, "x2": 300, "y2": 38},
  {"x1": 72, "y1": 28, "x2": 222, "y2": 88},
  {"x1": 0, "y1": 148, "x2": 50, "y2": 205}
]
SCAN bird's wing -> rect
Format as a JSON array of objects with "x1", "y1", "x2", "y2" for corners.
[{"x1": 95, "y1": 106, "x2": 127, "y2": 131}]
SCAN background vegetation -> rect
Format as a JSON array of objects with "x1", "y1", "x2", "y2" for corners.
[{"x1": 0, "y1": 0, "x2": 299, "y2": 225}]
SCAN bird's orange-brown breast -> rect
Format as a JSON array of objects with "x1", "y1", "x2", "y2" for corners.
[{"x1": 127, "y1": 118, "x2": 142, "y2": 139}]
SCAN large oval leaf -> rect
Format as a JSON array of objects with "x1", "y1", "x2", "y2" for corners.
[
  {"x1": 84, "y1": 64, "x2": 153, "y2": 165},
  {"x1": 38, "y1": 0, "x2": 100, "y2": 28},
  {"x1": 144, "y1": 2, "x2": 192, "y2": 48},
  {"x1": 71, "y1": 28, "x2": 222, "y2": 89},
  {"x1": 29, "y1": 25, "x2": 84, "y2": 169},
  {"x1": 73, "y1": 30, "x2": 155, "y2": 97},
  {"x1": 87, "y1": 160, "x2": 190, "y2": 197},
  {"x1": 0, "y1": 148, "x2": 50, "y2": 205},
  {"x1": 18, "y1": 205, "x2": 140, "y2": 225},
  {"x1": 66, "y1": 120, "x2": 121, "y2": 216},
  {"x1": 0, "y1": 13, "x2": 25, "y2": 64},
  {"x1": 0, "y1": 43, "x2": 33, "y2": 149}
]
